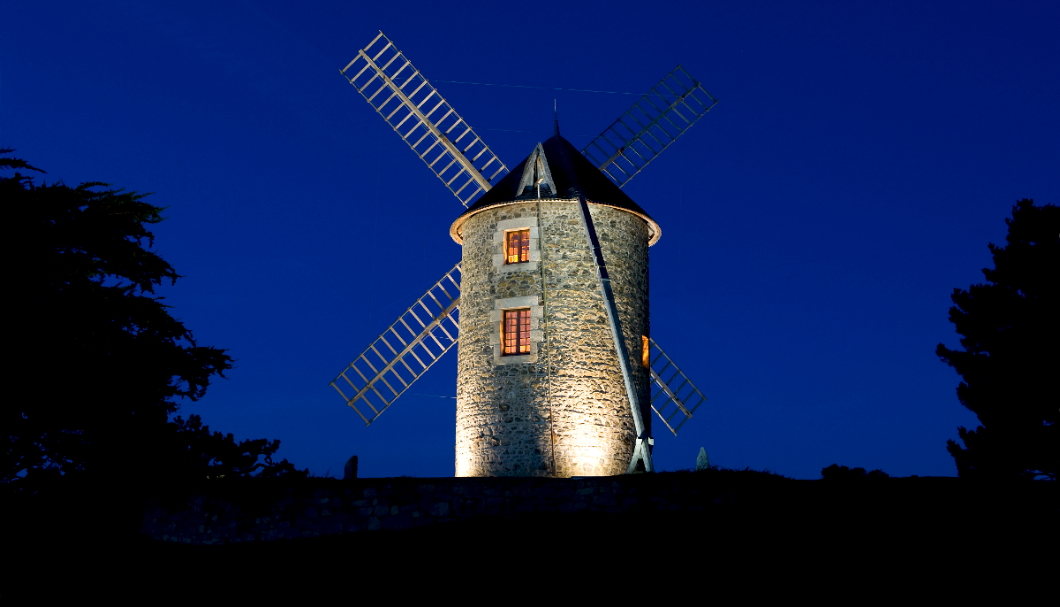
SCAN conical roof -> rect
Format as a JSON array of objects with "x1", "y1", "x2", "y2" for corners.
[{"x1": 450, "y1": 132, "x2": 661, "y2": 245}]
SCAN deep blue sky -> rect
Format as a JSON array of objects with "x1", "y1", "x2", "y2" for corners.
[{"x1": 4, "y1": 1, "x2": 1057, "y2": 479}]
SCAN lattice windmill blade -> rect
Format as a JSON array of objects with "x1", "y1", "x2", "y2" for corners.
[
  {"x1": 581, "y1": 66, "x2": 718, "y2": 189},
  {"x1": 646, "y1": 337, "x2": 707, "y2": 436},
  {"x1": 340, "y1": 31, "x2": 509, "y2": 207},
  {"x1": 331, "y1": 263, "x2": 462, "y2": 425}
]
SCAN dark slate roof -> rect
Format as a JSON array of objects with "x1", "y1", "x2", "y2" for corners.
[
  {"x1": 450, "y1": 132, "x2": 660, "y2": 245},
  {"x1": 468, "y1": 134, "x2": 653, "y2": 215}
]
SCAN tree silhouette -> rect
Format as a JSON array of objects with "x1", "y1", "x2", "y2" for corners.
[
  {"x1": 163, "y1": 414, "x2": 304, "y2": 479},
  {"x1": 821, "y1": 464, "x2": 889, "y2": 480},
  {"x1": 2, "y1": 149, "x2": 301, "y2": 486},
  {"x1": 936, "y1": 199, "x2": 1058, "y2": 480}
]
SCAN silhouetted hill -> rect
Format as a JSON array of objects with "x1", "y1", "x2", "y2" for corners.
[{"x1": 6, "y1": 471, "x2": 1055, "y2": 598}]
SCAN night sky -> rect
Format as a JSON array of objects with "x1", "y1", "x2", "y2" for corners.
[{"x1": 4, "y1": 1, "x2": 1057, "y2": 479}]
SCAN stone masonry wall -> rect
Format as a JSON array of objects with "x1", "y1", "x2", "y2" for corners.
[
  {"x1": 455, "y1": 199, "x2": 650, "y2": 477},
  {"x1": 142, "y1": 475, "x2": 726, "y2": 545},
  {"x1": 139, "y1": 476, "x2": 1045, "y2": 546}
]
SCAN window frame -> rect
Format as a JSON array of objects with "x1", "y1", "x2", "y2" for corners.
[
  {"x1": 501, "y1": 308, "x2": 532, "y2": 356},
  {"x1": 489, "y1": 296, "x2": 540, "y2": 364},
  {"x1": 503, "y1": 228, "x2": 531, "y2": 265},
  {"x1": 492, "y1": 218, "x2": 539, "y2": 274}
]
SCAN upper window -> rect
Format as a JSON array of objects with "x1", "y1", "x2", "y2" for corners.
[
  {"x1": 505, "y1": 229, "x2": 530, "y2": 264},
  {"x1": 502, "y1": 308, "x2": 531, "y2": 356}
]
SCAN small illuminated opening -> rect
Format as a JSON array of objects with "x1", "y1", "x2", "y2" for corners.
[
  {"x1": 505, "y1": 229, "x2": 530, "y2": 264},
  {"x1": 502, "y1": 308, "x2": 531, "y2": 355},
  {"x1": 641, "y1": 335, "x2": 650, "y2": 368}
]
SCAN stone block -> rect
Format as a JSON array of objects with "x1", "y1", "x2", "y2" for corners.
[
  {"x1": 382, "y1": 512, "x2": 415, "y2": 531},
  {"x1": 559, "y1": 501, "x2": 588, "y2": 514},
  {"x1": 592, "y1": 494, "x2": 618, "y2": 507}
]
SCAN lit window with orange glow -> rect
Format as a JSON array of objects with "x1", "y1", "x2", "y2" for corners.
[
  {"x1": 502, "y1": 309, "x2": 531, "y2": 355},
  {"x1": 505, "y1": 229, "x2": 530, "y2": 264},
  {"x1": 642, "y1": 336, "x2": 650, "y2": 368}
]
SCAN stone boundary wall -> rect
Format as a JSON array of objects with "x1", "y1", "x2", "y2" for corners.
[
  {"x1": 141, "y1": 475, "x2": 1059, "y2": 545},
  {"x1": 143, "y1": 475, "x2": 738, "y2": 545}
]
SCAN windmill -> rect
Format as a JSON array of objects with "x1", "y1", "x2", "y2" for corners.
[{"x1": 331, "y1": 31, "x2": 716, "y2": 477}]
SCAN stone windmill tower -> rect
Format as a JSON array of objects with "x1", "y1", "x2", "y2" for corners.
[{"x1": 331, "y1": 32, "x2": 714, "y2": 477}]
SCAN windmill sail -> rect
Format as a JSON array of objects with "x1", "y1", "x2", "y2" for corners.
[
  {"x1": 646, "y1": 337, "x2": 707, "y2": 435},
  {"x1": 581, "y1": 66, "x2": 718, "y2": 189},
  {"x1": 340, "y1": 31, "x2": 509, "y2": 207},
  {"x1": 331, "y1": 264, "x2": 462, "y2": 425}
]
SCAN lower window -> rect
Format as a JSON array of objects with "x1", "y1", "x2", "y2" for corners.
[{"x1": 502, "y1": 309, "x2": 531, "y2": 355}]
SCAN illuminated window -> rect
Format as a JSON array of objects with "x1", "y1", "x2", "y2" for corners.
[
  {"x1": 505, "y1": 229, "x2": 530, "y2": 264},
  {"x1": 502, "y1": 308, "x2": 531, "y2": 355}
]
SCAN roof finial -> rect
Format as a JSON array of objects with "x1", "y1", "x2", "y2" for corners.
[{"x1": 553, "y1": 99, "x2": 560, "y2": 137}]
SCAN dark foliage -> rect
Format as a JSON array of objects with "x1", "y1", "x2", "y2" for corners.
[
  {"x1": 937, "y1": 199, "x2": 1058, "y2": 480},
  {"x1": 163, "y1": 414, "x2": 305, "y2": 479},
  {"x1": 691, "y1": 465, "x2": 790, "y2": 480},
  {"x1": 821, "y1": 464, "x2": 889, "y2": 480},
  {"x1": 2, "y1": 149, "x2": 302, "y2": 487}
]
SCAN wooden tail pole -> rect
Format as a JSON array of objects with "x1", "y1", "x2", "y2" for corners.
[{"x1": 574, "y1": 196, "x2": 654, "y2": 473}]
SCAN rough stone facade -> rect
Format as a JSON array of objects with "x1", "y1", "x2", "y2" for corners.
[
  {"x1": 141, "y1": 475, "x2": 743, "y2": 545},
  {"x1": 454, "y1": 198, "x2": 651, "y2": 477}
]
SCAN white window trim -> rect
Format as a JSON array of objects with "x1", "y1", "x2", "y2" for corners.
[
  {"x1": 489, "y1": 295, "x2": 543, "y2": 364},
  {"x1": 492, "y1": 217, "x2": 540, "y2": 274}
]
